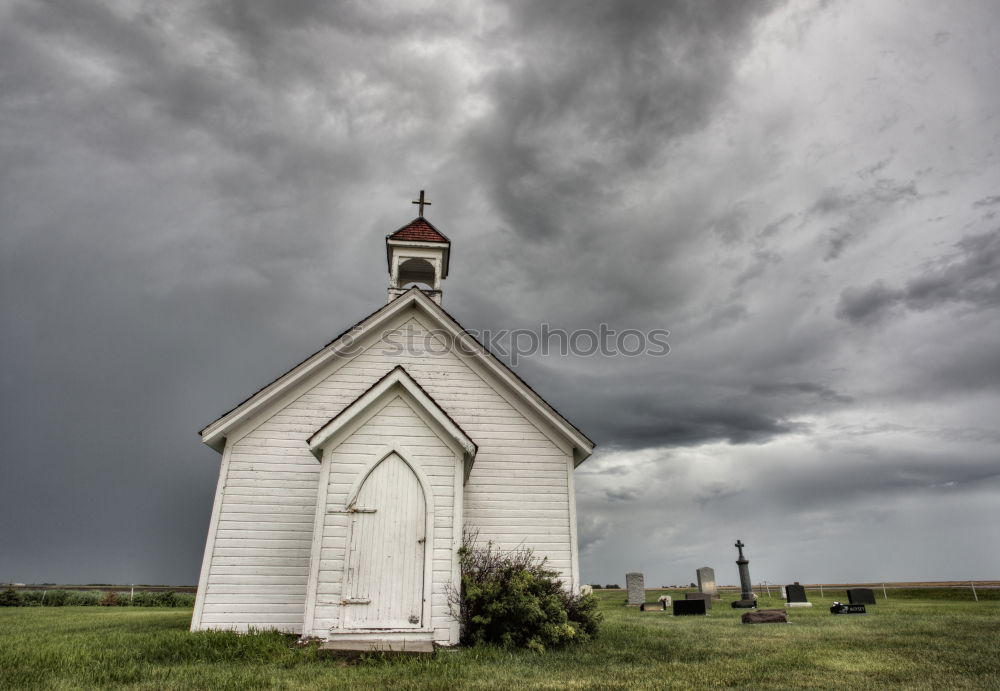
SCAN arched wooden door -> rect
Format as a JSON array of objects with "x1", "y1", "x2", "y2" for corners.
[{"x1": 342, "y1": 452, "x2": 427, "y2": 629}]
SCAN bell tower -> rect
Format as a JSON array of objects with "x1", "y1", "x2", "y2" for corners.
[{"x1": 386, "y1": 191, "x2": 450, "y2": 304}]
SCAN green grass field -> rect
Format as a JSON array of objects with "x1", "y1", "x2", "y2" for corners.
[{"x1": 1, "y1": 589, "x2": 998, "y2": 690}]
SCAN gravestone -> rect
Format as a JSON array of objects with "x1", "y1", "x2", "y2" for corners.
[
  {"x1": 847, "y1": 588, "x2": 876, "y2": 605},
  {"x1": 685, "y1": 592, "x2": 713, "y2": 610},
  {"x1": 673, "y1": 599, "x2": 707, "y2": 616},
  {"x1": 696, "y1": 566, "x2": 719, "y2": 599},
  {"x1": 780, "y1": 586, "x2": 787, "y2": 600},
  {"x1": 658, "y1": 595, "x2": 672, "y2": 607},
  {"x1": 640, "y1": 601, "x2": 665, "y2": 612},
  {"x1": 742, "y1": 609, "x2": 789, "y2": 624},
  {"x1": 831, "y1": 602, "x2": 866, "y2": 614},
  {"x1": 734, "y1": 540, "x2": 754, "y2": 602},
  {"x1": 785, "y1": 583, "x2": 812, "y2": 607},
  {"x1": 625, "y1": 572, "x2": 645, "y2": 606}
]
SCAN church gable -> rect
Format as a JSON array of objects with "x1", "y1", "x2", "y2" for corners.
[{"x1": 204, "y1": 290, "x2": 592, "y2": 462}]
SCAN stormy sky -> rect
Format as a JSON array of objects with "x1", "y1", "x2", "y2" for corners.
[{"x1": 2, "y1": 0, "x2": 998, "y2": 587}]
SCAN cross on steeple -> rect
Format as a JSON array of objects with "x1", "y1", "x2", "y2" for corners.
[{"x1": 411, "y1": 190, "x2": 432, "y2": 217}]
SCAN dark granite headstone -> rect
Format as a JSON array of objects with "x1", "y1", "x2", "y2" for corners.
[
  {"x1": 684, "y1": 592, "x2": 713, "y2": 610},
  {"x1": 785, "y1": 584, "x2": 807, "y2": 603},
  {"x1": 831, "y1": 602, "x2": 867, "y2": 614},
  {"x1": 640, "y1": 601, "x2": 665, "y2": 612},
  {"x1": 742, "y1": 609, "x2": 789, "y2": 624},
  {"x1": 731, "y1": 599, "x2": 757, "y2": 609},
  {"x1": 847, "y1": 588, "x2": 876, "y2": 605},
  {"x1": 673, "y1": 599, "x2": 707, "y2": 616}
]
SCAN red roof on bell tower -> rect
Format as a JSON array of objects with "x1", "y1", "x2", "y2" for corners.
[{"x1": 387, "y1": 217, "x2": 450, "y2": 244}]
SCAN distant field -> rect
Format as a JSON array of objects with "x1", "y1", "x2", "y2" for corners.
[
  {"x1": 9, "y1": 584, "x2": 198, "y2": 593},
  {"x1": 1, "y1": 588, "x2": 998, "y2": 689}
]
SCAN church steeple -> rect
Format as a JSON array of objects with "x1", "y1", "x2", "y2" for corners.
[{"x1": 386, "y1": 192, "x2": 450, "y2": 304}]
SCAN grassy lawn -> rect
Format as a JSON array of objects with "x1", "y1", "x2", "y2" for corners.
[{"x1": 1, "y1": 589, "x2": 998, "y2": 690}]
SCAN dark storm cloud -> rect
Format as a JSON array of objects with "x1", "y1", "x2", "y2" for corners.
[
  {"x1": 751, "y1": 381, "x2": 853, "y2": 404},
  {"x1": 837, "y1": 228, "x2": 1000, "y2": 324},
  {"x1": 3, "y1": 0, "x2": 1000, "y2": 588},
  {"x1": 465, "y1": 0, "x2": 779, "y2": 240}
]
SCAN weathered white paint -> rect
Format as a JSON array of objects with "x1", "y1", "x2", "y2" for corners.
[
  {"x1": 301, "y1": 373, "x2": 469, "y2": 644},
  {"x1": 342, "y1": 452, "x2": 426, "y2": 628},
  {"x1": 192, "y1": 288, "x2": 593, "y2": 644}
]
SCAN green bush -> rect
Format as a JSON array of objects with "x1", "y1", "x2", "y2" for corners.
[
  {"x1": 450, "y1": 536, "x2": 601, "y2": 652},
  {"x1": 0, "y1": 587, "x2": 22, "y2": 607},
  {"x1": 63, "y1": 591, "x2": 101, "y2": 606},
  {"x1": 19, "y1": 590, "x2": 44, "y2": 606},
  {"x1": 42, "y1": 590, "x2": 68, "y2": 606}
]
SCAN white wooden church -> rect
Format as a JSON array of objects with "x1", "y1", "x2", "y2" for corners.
[{"x1": 192, "y1": 198, "x2": 594, "y2": 648}]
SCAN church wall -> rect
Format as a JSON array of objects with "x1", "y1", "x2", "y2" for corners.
[{"x1": 193, "y1": 306, "x2": 577, "y2": 634}]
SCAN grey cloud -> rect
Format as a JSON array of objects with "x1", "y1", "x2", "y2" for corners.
[
  {"x1": 835, "y1": 280, "x2": 902, "y2": 324},
  {"x1": 735, "y1": 249, "x2": 782, "y2": 287},
  {"x1": 758, "y1": 213, "x2": 795, "y2": 238},
  {"x1": 837, "y1": 228, "x2": 1000, "y2": 324},
  {"x1": 604, "y1": 488, "x2": 641, "y2": 503},
  {"x1": 973, "y1": 195, "x2": 1000, "y2": 207},
  {"x1": 807, "y1": 180, "x2": 921, "y2": 260},
  {"x1": 751, "y1": 382, "x2": 853, "y2": 404}
]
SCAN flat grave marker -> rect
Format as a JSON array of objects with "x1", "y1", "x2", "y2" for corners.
[
  {"x1": 742, "y1": 609, "x2": 789, "y2": 624},
  {"x1": 831, "y1": 602, "x2": 867, "y2": 615},
  {"x1": 673, "y1": 599, "x2": 707, "y2": 616}
]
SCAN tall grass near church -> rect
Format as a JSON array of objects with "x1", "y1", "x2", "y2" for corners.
[{"x1": 1, "y1": 589, "x2": 998, "y2": 689}]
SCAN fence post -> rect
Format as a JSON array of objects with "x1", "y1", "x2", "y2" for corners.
[
  {"x1": 819, "y1": 584, "x2": 823, "y2": 597},
  {"x1": 130, "y1": 585, "x2": 134, "y2": 605},
  {"x1": 882, "y1": 583, "x2": 888, "y2": 600},
  {"x1": 971, "y1": 582, "x2": 978, "y2": 603}
]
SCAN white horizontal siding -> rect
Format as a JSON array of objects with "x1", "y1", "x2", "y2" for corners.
[{"x1": 197, "y1": 308, "x2": 576, "y2": 635}]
